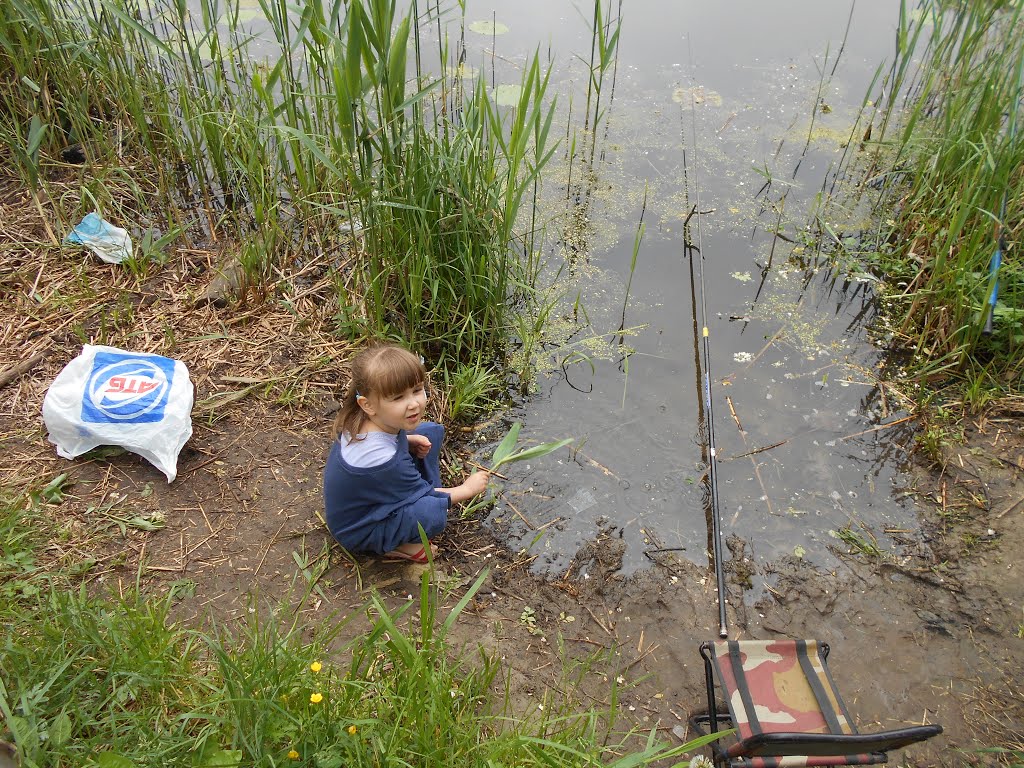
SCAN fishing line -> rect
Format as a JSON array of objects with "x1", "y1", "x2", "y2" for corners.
[{"x1": 685, "y1": 41, "x2": 729, "y2": 639}]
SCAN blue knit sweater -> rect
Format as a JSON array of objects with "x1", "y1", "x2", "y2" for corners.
[{"x1": 323, "y1": 425, "x2": 449, "y2": 554}]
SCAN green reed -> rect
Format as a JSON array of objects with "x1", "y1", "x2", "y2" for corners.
[
  {"x1": 583, "y1": 0, "x2": 621, "y2": 132},
  {"x1": 849, "y1": 0, "x2": 1024, "y2": 391},
  {"x1": 1, "y1": 0, "x2": 557, "y2": 366}
]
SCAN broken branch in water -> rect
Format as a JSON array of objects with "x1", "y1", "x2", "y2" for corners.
[
  {"x1": 727, "y1": 439, "x2": 788, "y2": 461},
  {"x1": 722, "y1": 327, "x2": 784, "y2": 383},
  {"x1": 836, "y1": 414, "x2": 915, "y2": 442},
  {"x1": 498, "y1": 491, "x2": 536, "y2": 529},
  {"x1": 726, "y1": 395, "x2": 776, "y2": 519}
]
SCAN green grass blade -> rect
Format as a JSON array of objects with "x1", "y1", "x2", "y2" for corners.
[{"x1": 490, "y1": 421, "x2": 521, "y2": 467}]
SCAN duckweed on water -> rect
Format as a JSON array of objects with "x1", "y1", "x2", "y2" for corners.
[{"x1": 491, "y1": 83, "x2": 524, "y2": 106}]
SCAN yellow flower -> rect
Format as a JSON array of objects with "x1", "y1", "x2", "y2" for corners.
[
  {"x1": 310, "y1": 661, "x2": 322, "y2": 673},
  {"x1": 288, "y1": 749, "x2": 300, "y2": 760},
  {"x1": 310, "y1": 692, "x2": 323, "y2": 704},
  {"x1": 346, "y1": 725, "x2": 357, "y2": 735}
]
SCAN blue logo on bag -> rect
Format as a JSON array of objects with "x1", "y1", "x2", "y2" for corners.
[{"x1": 81, "y1": 351, "x2": 176, "y2": 424}]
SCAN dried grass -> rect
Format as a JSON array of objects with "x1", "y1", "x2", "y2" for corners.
[{"x1": 959, "y1": 674, "x2": 1024, "y2": 761}]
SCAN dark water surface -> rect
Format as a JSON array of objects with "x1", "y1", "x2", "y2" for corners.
[{"x1": 436, "y1": 1, "x2": 920, "y2": 586}]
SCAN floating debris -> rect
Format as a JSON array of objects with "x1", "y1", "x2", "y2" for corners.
[{"x1": 567, "y1": 487, "x2": 597, "y2": 513}]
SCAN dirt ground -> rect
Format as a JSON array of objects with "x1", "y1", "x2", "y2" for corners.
[{"x1": 2, "y1": 186, "x2": 1022, "y2": 766}]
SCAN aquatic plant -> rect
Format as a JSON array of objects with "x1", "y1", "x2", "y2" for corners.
[
  {"x1": 435, "y1": 357, "x2": 503, "y2": 423},
  {"x1": 582, "y1": 0, "x2": 621, "y2": 132},
  {"x1": 833, "y1": 525, "x2": 885, "y2": 560},
  {"x1": 490, "y1": 421, "x2": 574, "y2": 471},
  {"x1": 849, "y1": 0, "x2": 1024, "y2": 392}
]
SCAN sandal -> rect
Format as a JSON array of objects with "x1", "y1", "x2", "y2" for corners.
[{"x1": 383, "y1": 543, "x2": 436, "y2": 564}]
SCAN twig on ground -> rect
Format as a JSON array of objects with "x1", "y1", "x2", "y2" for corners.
[
  {"x1": 253, "y1": 519, "x2": 289, "y2": 578},
  {"x1": 0, "y1": 351, "x2": 47, "y2": 389},
  {"x1": 583, "y1": 604, "x2": 615, "y2": 637},
  {"x1": 996, "y1": 495, "x2": 1024, "y2": 519}
]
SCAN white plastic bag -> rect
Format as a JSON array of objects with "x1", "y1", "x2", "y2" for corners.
[
  {"x1": 65, "y1": 212, "x2": 133, "y2": 264},
  {"x1": 42, "y1": 345, "x2": 193, "y2": 482}
]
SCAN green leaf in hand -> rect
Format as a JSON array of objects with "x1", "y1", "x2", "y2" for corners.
[
  {"x1": 490, "y1": 422, "x2": 521, "y2": 468},
  {"x1": 490, "y1": 422, "x2": 573, "y2": 471}
]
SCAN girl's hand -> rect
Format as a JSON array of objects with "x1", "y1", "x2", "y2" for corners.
[
  {"x1": 438, "y1": 470, "x2": 490, "y2": 504},
  {"x1": 407, "y1": 433, "x2": 432, "y2": 459},
  {"x1": 461, "y1": 470, "x2": 490, "y2": 499}
]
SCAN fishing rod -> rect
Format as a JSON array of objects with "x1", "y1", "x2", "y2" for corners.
[{"x1": 685, "y1": 77, "x2": 729, "y2": 639}]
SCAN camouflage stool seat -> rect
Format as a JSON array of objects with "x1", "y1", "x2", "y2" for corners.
[{"x1": 689, "y1": 639, "x2": 942, "y2": 768}]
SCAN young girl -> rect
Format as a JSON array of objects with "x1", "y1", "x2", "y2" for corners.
[{"x1": 323, "y1": 344, "x2": 489, "y2": 563}]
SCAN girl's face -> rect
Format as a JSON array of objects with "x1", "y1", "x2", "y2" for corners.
[{"x1": 357, "y1": 382, "x2": 427, "y2": 434}]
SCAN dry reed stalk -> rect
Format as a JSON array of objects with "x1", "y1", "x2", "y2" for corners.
[
  {"x1": 499, "y1": 491, "x2": 536, "y2": 530},
  {"x1": 835, "y1": 414, "x2": 915, "y2": 442}
]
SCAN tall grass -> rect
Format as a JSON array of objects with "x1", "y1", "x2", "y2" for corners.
[
  {"x1": 0, "y1": 490, "x2": 719, "y2": 767},
  {"x1": 849, "y1": 0, "x2": 1024, "y2": 392},
  {"x1": 0, "y1": 0, "x2": 558, "y2": 365}
]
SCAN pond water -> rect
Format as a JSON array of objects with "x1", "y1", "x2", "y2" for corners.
[{"x1": 430, "y1": 1, "x2": 921, "y2": 587}]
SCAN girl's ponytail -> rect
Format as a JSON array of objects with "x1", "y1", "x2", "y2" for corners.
[{"x1": 331, "y1": 384, "x2": 362, "y2": 440}]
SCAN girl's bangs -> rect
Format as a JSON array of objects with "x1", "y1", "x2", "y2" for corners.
[{"x1": 373, "y1": 350, "x2": 425, "y2": 397}]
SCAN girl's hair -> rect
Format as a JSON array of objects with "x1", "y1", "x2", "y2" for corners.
[{"x1": 332, "y1": 344, "x2": 426, "y2": 440}]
